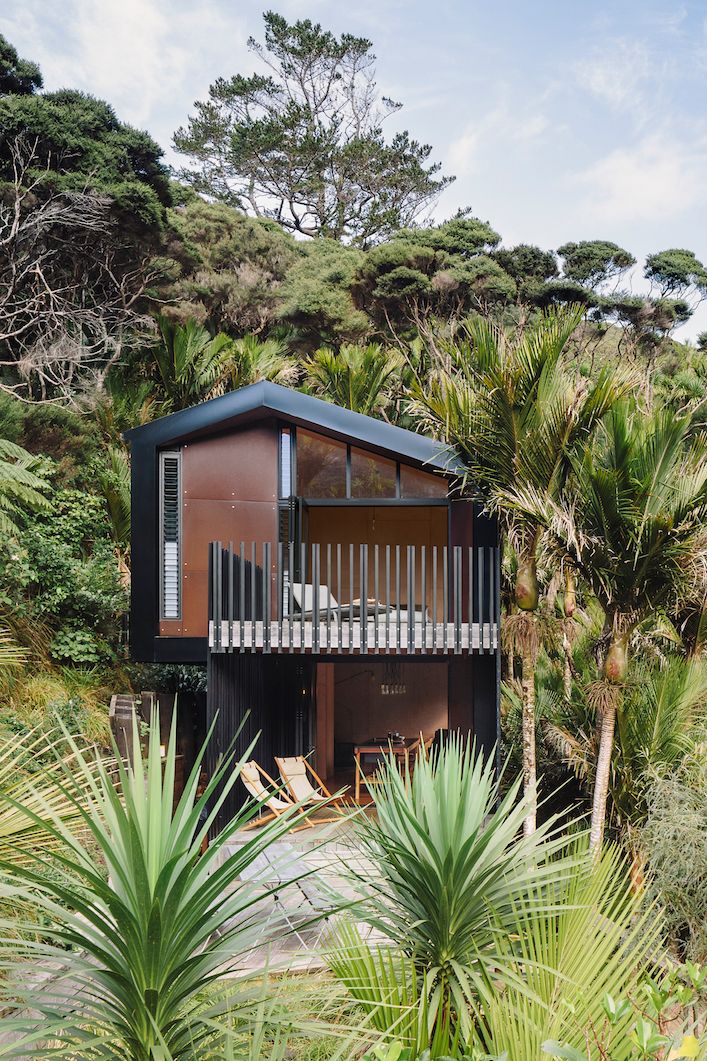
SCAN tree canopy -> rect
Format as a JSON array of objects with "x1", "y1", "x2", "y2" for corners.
[
  {"x1": 0, "y1": 87, "x2": 171, "y2": 232},
  {"x1": 0, "y1": 34, "x2": 42, "y2": 96},
  {"x1": 173, "y1": 11, "x2": 453, "y2": 245}
]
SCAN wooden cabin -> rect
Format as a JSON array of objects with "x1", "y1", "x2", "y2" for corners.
[{"x1": 126, "y1": 381, "x2": 500, "y2": 818}]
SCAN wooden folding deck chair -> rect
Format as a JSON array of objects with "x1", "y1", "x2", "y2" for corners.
[
  {"x1": 274, "y1": 755, "x2": 347, "y2": 818},
  {"x1": 240, "y1": 760, "x2": 314, "y2": 831}
]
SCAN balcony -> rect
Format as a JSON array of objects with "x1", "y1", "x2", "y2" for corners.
[{"x1": 208, "y1": 541, "x2": 499, "y2": 656}]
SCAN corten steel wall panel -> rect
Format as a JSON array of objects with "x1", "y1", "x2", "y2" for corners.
[
  {"x1": 182, "y1": 500, "x2": 277, "y2": 635},
  {"x1": 182, "y1": 425, "x2": 278, "y2": 503},
  {"x1": 159, "y1": 619, "x2": 183, "y2": 636},
  {"x1": 180, "y1": 426, "x2": 279, "y2": 637}
]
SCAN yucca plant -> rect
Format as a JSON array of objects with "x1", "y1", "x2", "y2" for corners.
[
  {"x1": 329, "y1": 735, "x2": 580, "y2": 1050},
  {"x1": 0, "y1": 712, "x2": 336, "y2": 1058}
]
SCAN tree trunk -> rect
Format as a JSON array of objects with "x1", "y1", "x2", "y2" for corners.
[
  {"x1": 589, "y1": 695, "x2": 617, "y2": 854},
  {"x1": 562, "y1": 629, "x2": 573, "y2": 699},
  {"x1": 521, "y1": 648, "x2": 537, "y2": 836}
]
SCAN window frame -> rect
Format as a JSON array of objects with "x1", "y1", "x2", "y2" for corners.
[{"x1": 278, "y1": 424, "x2": 449, "y2": 504}]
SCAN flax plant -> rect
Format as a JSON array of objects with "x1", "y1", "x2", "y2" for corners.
[
  {"x1": 0, "y1": 713, "x2": 336, "y2": 1059},
  {"x1": 330, "y1": 735, "x2": 580, "y2": 1050}
]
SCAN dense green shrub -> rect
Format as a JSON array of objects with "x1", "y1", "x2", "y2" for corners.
[{"x1": 0, "y1": 485, "x2": 126, "y2": 665}]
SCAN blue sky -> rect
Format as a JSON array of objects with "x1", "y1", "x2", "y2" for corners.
[{"x1": 4, "y1": 0, "x2": 707, "y2": 338}]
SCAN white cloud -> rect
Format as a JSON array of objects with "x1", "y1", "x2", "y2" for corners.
[
  {"x1": 1, "y1": 0, "x2": 251, "y2": 156},
  {"x1": 575, "y1": 134, "x2": 707, "y2": 223},
  {"x1": 574, "y1": 38, "x2": 652, "y2": 112},
  {"x1": 447, "y1": 126, "x2": 482, "y2": 177},
  {"x1": 446, "y1": 100, "x2": 551, "y2": 177}
]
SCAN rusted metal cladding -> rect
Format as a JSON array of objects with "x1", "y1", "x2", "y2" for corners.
[{"x1": 180, "y1": 425, "x2": 278, "y2": 637}]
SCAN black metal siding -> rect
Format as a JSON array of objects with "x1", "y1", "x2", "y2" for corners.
[{"x1": 206, "y1": 653, "x2": 315, "y2": 829}]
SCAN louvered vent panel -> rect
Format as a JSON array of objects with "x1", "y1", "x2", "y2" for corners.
[{"x1": 160, "y1": 453, "x2": 181, "y2": 619}]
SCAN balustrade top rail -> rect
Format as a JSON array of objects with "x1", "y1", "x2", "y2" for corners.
[{"x1": 208, "y1": 540, "x2": 499, "y2": 655}]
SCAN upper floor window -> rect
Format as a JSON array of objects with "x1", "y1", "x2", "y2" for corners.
[
  {"x1": 400, "y1": 463, "x2": 448, "y2": 498},
  {"x1": 296, "y1": 429, "x2": 347, "y2": 499},
  {"x1": 159, "y1": 451, "x2": 181, "y2": 619},
  {"x1": 279, "y1": 425, "x2": 448, "y2": 500},
  {"x1": 350, "y1": 447, "x2": 396, "y2": 498}
]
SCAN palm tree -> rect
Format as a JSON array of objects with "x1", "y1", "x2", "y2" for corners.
[
  {"x1": 98, "y1": 444, "x2": 131, "y2": 583},
  {"x1": 505, "y1": 403, "x2": 707, "y2": 851},
  {"x1": 410, "y1": 305, "x2": 623, "y2": 833},
  {"x1": 305, "y1": 343, "x2": 403, "y2": 418},
  {"x1": 154, "y1": 318, "x2": 233, "y2": 412},
  {"x1": 209, "y1": 334, "x2": 299, "y2": 396},
  {"x1": 0, "y1": 438, "x2": 50, "y2": 538},
  {"x1": 154, "y1": 322, "x2": 300, "y2": 412},
  {"x1": 541, "y1": 655, "x2": 706, "y2": 829}
]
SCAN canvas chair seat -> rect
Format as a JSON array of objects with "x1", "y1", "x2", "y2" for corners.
[
  {"x1": 276, "y1": 756, "x2": 327, "y2": 803},
  {"x1": 241, "y1": 761, "x2": 292, "y2": 811},
  {"x1": 290, "y1": 582, "x2": 339, "y2": 616},
  {"x1": 275, "y1": 754, "x2": 347, "y2": 815},
  {"x1": 289, "y1": 582, "x2": 425, "y2": 623}
]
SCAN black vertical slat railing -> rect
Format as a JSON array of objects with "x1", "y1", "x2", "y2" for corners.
[{"x1": 207, "y1": 541, "x2": 500, "y2": 656}]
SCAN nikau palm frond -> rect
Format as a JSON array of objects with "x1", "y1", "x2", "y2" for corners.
[
  {"x1": 209, "y1": 334, "x2": 299, "y2": 396},
  {"x1": 155, "y1": 317, "x2": 233, "y2": 412},
  {"x1": 305, "y1": 343, "x2": 403, "y2": 417},
  {"x1": 503, "y1": 404, "x2": 707, "y2": 630},
  {"x1": 98, "y1": 444, "x2": 131, "y2": 552},
  {"x1": 477, "y1": 841, "x2": 663, "y2": 1059}
]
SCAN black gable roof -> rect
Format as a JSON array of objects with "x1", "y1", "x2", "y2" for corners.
[{"x1": 125, "y1": 380, "x2": 462, "y2": 473}]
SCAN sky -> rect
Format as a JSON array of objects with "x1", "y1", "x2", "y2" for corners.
[{"x1": 3, "y1": 0, "x2": 707, "y2": 339}]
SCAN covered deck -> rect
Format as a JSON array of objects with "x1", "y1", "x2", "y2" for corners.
[{"x1": 208, "y1": 539, "x2": 500, "y2": 656}]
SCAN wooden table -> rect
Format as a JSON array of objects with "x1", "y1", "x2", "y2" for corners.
[{"x1": 354, "y1": 737, "x2": 420, "y2": 802}]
